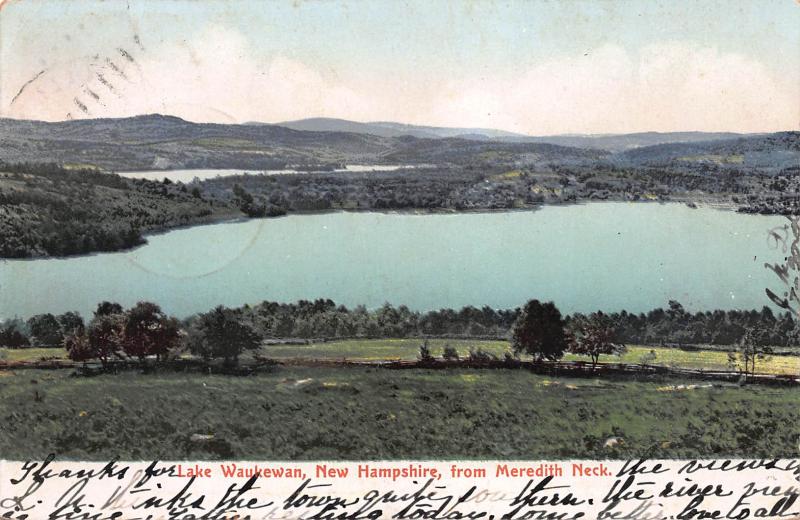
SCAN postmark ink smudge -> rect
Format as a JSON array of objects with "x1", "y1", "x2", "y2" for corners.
[
  {"x1": 105, "y1": 57, "x2": 128, "y2": 80},
  {"x1": 73, "y1": 97, "x2": 90, "y2": 115},
  {"x1": 118, "y1": 47, "x2": 135, "y2": 63},
  {"x1": 95, "y1": 72, "x2": 118, "y2": 94},
  {"x1": 10, "y1": 69, "x2": 46, "y2": 105},
  {"x1": 84, "y1": 87, "x2": 101, "y2": 102}
]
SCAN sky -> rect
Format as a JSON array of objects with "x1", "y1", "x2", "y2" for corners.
[{"x1": 0, "y1": 0, "x2": 798, "y2": 135}]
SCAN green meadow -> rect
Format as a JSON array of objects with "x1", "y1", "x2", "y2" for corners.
[
  {"x1": 0, "y1": 366, "x2": 797, "y2": 461},
  {"x1": 3, "y1": 339, "x2": 799, "y2": 375}
]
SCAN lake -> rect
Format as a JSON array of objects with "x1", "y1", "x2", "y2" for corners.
[
  {"x1": 119, "y1": 165, "x2": 426, "y2": 182},
  {"x1": 0, "y1": 203, "x2": 787, "y2": 320}
]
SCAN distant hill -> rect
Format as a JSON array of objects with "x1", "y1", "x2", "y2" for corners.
[
  {"x1": 1, "y1": 114, "x2": 793, "y2": 172},
  {"x1": 0, "y1": 115, "x2": 605, "y2": 171},
  {"x1": 0, "y1": 114, "x2": 395, "y2": 170},
  {"x1": 518, "y1": 132, "x2": 753, "y2": 152},
  {"x1": 368, "y1": 121, "x2": 527, "y2": 140},
  {"x1": 272, "y1": 117, "x2": 527, "y2": 140},
  {"x1": 270, "y1": 118, "x2": 756, "y2": 152},
  {"x1": 265, "y1": 117, "x2": 427, "y2": 138},
  {"x1": 616, "y1": 132, "x2": 800, "y2": 171},
  {"x1": 381, "y1": 136, "x2": 607, "y2": 164}
]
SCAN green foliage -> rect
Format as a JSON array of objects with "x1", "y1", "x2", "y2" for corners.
[
  {"x1": 442, "y1": 344, "x2": 459, "y2": 360},
  {"x1": 728, "y1": 327, "x2": 774, "y2": 381},
  {"x1": 188, "y1": 306, "x2": 260, "y2": 365},
  {"x1": 26, "y1": 313, "x2": 63, "y2": 347},
  {"x1": 0, "y1": 162, "x2": 233, "y2": 258},
  {"x1": 418, "y1": 340, "x2": 433, "y2": 363},
  {"x1": 1, "y1": 367, "x2": 797, "y2": 460},
  {"x1": 94, "y1": 301, "x2": 124, "y2": 317},
  {"x1": 467, "y1": 347, "x2": 498, "y2": 362},
  {"x1": 0, "y1": 320, "x2": 30, "y2": 348},
  {"x1": 568, "y1": 312, "x2": 626, "y2": 366},
  {"x1": 512, "y1": 300, "x2": 567, "y2": 361},
  {"x1": 57, "y1": 312, "x2": 84, "y2": 336}
]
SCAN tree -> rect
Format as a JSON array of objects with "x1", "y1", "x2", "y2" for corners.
[
  {"x1": 122, "y1": 302, "x2": 180, "y2": 362},
  {"x1": 232, "y1": 183, "x2": 254, "y2": 205},
  {"x1": 512, "y1": 300, "x2": 568, "y2": 361},
  {"x1": 57, "y1": 311, "x2": 85, "y2": 336},
  {"x1": 65, "y1": 330, "x2": 93, "y2": 364},
  {"x1": 568, "y1": 313, "x2": 626, "y2": 368},
  {"x1": 0, "y1": 321, "x2": 29, "y2": 348},
  {"x1": 418, "y1": 340, "x2": 434, "y2": 363},
  {"x1": 728, "y1": 328, "x2": 772, "y2": 381},
  {"x1": 188, "y1": 306, "x2": 260, "y2": 366},
  {"x1": 26, "y1": 313, "x2": 63, "y2": 346},
  {"x1": 94, "y1": 301, "x2": 124, "y2": 317},
  {"x1": 86, "y1": 314, "x2": 124, "y2": 368}
]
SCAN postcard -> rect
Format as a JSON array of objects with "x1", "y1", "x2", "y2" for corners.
[{"x1": 0, "y1": 0, "x2": 798, "y2": 518}]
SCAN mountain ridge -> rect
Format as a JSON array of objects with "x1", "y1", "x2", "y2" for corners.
[
  {"x1": 0, "y1": 114, "x2": 605, "y2": 171},
  {"x1": 269, "y1": 116, "x2": 761, "y2": 152}
]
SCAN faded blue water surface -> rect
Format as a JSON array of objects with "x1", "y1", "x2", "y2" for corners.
[{"x1": 0, "y1": 203, "x2": 785, "y2": 319}]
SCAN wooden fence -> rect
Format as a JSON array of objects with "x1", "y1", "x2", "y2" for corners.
[{"x1": 1, "y1": 356, "x2": 796, "y2": 386}]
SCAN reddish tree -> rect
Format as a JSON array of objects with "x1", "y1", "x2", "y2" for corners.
[
  {"x1": 65, "y1": 331, "x2": 93, "y2": 364},
  {"x1": 122, "y1": 302, "x2": 180, "y2": 362},
  {"x1": 86, "y1": 314, "x2": 124, "y2": 367},
  {"x1": 568, "y1": 313, "x2": 626, "y2": 368}
]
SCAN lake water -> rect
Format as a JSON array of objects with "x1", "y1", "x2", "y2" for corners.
[
  {"x1": 0, "y1": 203, "x2": 787, "y2": 320},
  {"x1": 119, "y1": 165, "x2": 425, "y2": 182}
]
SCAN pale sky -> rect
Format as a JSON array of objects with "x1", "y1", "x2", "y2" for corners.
[{"x1": 1, "y1": 0, "x2": 798, "y2": 135}]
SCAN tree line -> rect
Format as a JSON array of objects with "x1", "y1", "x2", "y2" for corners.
[
  {"x1": 3, "y1": 298, "x2": 799, "y2": 354},
  {"x1": 0, "y1": 298, "x2": 785, "y2": 379}
]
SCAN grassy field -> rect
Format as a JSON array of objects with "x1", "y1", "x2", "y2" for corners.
[
  {"x1": 3, "y1": 340, "x2": 799, "y2": 375},
  {"x1": 261, "y1": 339, "x2": 800, "y2": 376},
  {"x1": 0, "y1": 366, "x2": 797, "y2": 461},
  {"x1": 0, "y1": 347, "x2": 67, "y2": 363},
  {"x1": 263, "y1": 338, "x2": 510, "y2": 361}
]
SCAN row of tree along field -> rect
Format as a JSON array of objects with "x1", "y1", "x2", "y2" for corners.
[
  {"x1": 0, "y1": 299, "x2": 784, "y2": 379},
  {"x1": 3, "y1": 298, "x2": 797, "y2": 352}
]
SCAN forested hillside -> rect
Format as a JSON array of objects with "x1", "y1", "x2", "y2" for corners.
[{"x1": 0, "y1": 162, "x2": 236, "y2": 258}]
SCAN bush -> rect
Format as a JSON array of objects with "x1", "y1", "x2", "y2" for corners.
[
  {"x1": 418, "y1": 340, "x2": 434, "y2": 363},
  {"x1": 467, "y1": 348, "x2": 497, "y2": 362},
  {"x1": 65, "y1": 332, "x2": 93, "y2": 363},
  {"x1": 442, "y1": 345, "x2": 459, "y2": 360}
]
